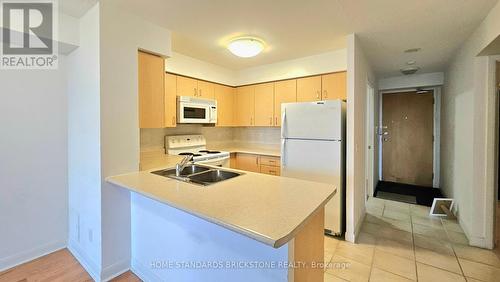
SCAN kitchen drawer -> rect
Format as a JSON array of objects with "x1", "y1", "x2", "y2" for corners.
[
  {"x1": 259, "y1": 156, "x2": 280, "y2": 167},
  {"x1": 260, "y1": 165, "x2": 281, "y2": 176}
]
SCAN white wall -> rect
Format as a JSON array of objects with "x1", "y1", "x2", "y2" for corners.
[
  {"x1": 236, "y1": 49, "x2": 347, "y2": 85},
  {"x1": 99, "y1": 1, "x2": 172, "y2": 280},
  {"x1": 0, "y1": 62, "x2": 68, "y2": 270},
  {"x1": 167, "y1": 52, "x2": 237, "y2": 86},
  {"x1": 441, "y1": 0, "x2": 500, "y2": 248},
  {"x1": 66, "y1": 4, "x2": 102, "y2": 280},
  {"x1": 345, "y1": 34, "x2": 376, "y2": 243},
  {"x1": 378, "y1": 72, "x2": 444, "y2": 90}
]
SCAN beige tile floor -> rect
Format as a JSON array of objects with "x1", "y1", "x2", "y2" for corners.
[{"x1": 323, "y1": 197, "x2": 500, "y2": 282}]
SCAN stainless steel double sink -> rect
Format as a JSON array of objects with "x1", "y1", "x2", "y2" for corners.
[{"x1": 151, "y1": 165, "x2": 242, "y2": 186}]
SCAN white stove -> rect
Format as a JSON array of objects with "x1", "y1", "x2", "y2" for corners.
[{"x1": 165, "y1": 135, "x2": 230, "y2": 167}]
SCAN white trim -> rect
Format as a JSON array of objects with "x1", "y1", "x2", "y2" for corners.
[
  {"x1": 378, "y1": 87, "x2": 441, "y2": 187},
  {"x1": 68, "y1": 240, "x2": 101, "y2": 282},
  {"x1": 101, "y1": 258, "x2": 130, "y2": 282},
  {"x1": 366, "y1": 82, "x2": 375, "y2": 199},
  {"x1": 131, "y1": 258, "x2": 164, "y2": 282},
  {"x1": 346, "y1": 211, "x2": 366, "y2": 243},
  {"x1": 0, "y1": 240, "x2": 66, "y2": 272}
]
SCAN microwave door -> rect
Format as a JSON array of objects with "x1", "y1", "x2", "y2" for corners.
[{"x1": 181, "y1": 105, "x2": 209, "y2": 123}]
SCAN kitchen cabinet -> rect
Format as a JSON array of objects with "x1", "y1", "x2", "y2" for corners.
[
  {"x1": 234, "y1": 153, "x2": 260, "y2": 172},
  {"x1": 138, "y1": 51, "x2": 165, "y2": 128},
  {"x1": 197, "y1": 80, "x2": 215, "y2": 99},
  {"x1": 297, "y1": 76, "x2": 321, "y2": 102},
  {"x1": 274, "y1": 79, "x2": 296, "y2": 126},
  {"x1": 260, "y1": 165, "x2": 281, "y2": 176},
  {"x1": 254, "y1": 82, "x2": 275, "y2": 126},
  {"x1": 322, "y1": 72, "x2": 347, "y2": 100},
  {"x1": 234, "y1": 85, "x2": 255, "y2": 126},
  {"x1": 164, "y1": 73, "x2": 177, "y2": 127},
  {"x1": 214, "y1": 84, "x2": 235, "y2": 126},
  {"x1": 177, "y1": 76, "x2": 215, "y2": 99},
  {"x1": 259, "y1": 156, "x2": 281, "y2": 176},
  {"x1": 176, "y1": 76, "x2": 198, "y2": 97}
]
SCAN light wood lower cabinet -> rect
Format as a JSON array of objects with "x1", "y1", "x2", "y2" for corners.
[
  {"x1": 233, "y1": 153, "x2": 260, "y2": 172},
  {"x1": 232, "y1": 153, "x2": 281, "y2": 175}
]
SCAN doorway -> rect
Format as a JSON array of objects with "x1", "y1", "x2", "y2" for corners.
[{"x1": 376, "y1": 90, "x2": 442, "y2": 206}]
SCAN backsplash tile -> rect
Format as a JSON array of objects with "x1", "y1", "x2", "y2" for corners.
[{"x1": 140, "y1": 125, "x2": 280, "y2": 152}]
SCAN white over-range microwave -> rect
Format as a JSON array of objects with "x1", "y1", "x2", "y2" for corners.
[{"x1": 177, "y1": 96, "x2": 217, "y2": 124}]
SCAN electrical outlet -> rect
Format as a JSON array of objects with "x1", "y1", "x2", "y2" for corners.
[{"x1": 88, "y1": 229, "x2": 93, "y2": 243}]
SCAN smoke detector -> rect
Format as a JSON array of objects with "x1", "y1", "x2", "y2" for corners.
[{"x1": 400, "y1": 67, "x2": 420, "y2": 75}]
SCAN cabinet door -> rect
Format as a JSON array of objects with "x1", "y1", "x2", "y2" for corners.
[
  {"x1": 164, "y1": 73, "x2": 177, "y2": 127},
  {"x1": 177, "y1": 76, "x2": 198, "y2": 97},
  {"x1": 297, "y1": 76, "x2": 321, "y2": 102},
  {"x1": 214, "y1": 84, "x2": 234, "y2": 126},
  {"x1": 234, "y1": 85, "x2": 255, "y2": 126},
  {"x1": 254, "y1": 82, "x2": 274, "y2": 126},
  {"x1": 138, "y1": 51, "x2": 165, "y2": 128},
  {"x1": 235, "y1": 153, "x2": 260, "y2": 172},
  {"x1": 260, "y1": 165, "x2": 281, "y2": 176},
  {"x1": 197, "y1": 80, "x2": 215, "y2": 99},
  {"x1": 274, "y1": 79, "x2": 296, "y2": 126},
  {"x1": 322, "y1": 72, "x2": 347, "y2": 100}
]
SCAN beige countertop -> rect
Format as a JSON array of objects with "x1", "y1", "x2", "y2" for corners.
[
  {"x1": 106, "y1": 165, "x2": 335, "y2": 248},
  {"x1": 211, "y1": 143, "x2": 281, "y2": 157}
]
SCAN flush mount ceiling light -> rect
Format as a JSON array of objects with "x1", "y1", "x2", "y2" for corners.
[{"x1": 227, "y1": 37, "x2": 264, "y2": 58}]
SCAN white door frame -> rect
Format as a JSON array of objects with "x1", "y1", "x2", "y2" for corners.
[
  {"x1": 366, "y1": 82, "x2": 375, "y2": 199},
  {"x1": 378, "y1": 87, "x2": 441, "y2": 188}
]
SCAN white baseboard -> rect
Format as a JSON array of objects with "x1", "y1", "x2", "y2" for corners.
[
  {"x1": 101, "y1": 258, "x2": 130, "y2": 282},
  {"x1": 131, "y1": 258, "x2": 163, "y2": 282},
  {"x1": 459, "y1": 217, "x2": 493, "y2": 249},
  {"x1": 0, "y1": 239, "x2": 66, "y2": 272},
  {"x1": 68, "y1": 240, "x2": 100, "y2": 281},
  {"x1": 346, "y1": 210, "x2": 366, "y2": 243}
]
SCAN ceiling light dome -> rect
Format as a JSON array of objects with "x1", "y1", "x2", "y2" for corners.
[{"x1": 227, "y1": 37, "x2": 264, "y2": 58}]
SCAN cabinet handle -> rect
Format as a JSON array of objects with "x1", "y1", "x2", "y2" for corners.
[
  {"x1": 324, "y1": 90, "x2": 327, "y2": 98},
  {"x1": 199, "y1": 89, "x2": 202, "y2": 96},
  {"x1": 256, "y1": 157, "x2": 259, "y2": 165},
  {"x1": 316, "y1": 90, "x2": 320, "y2": 99},
  {"x1": 250, "y1": 117, "x2": 253, "y2": 125},
  {"x1": 194, "y1": 88, "x2": 197, "y2": 96},
  {"x1": 172, "y1": 116, "x2": 175, "y2": 125},
  {"x1": 270, "y1": 117, "x2": 272, "y2": 125},
  {"x1": 275, "y1": 116, "x2": 278, "y2": 126}
]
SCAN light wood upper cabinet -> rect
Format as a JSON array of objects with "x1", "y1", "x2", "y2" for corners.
[
  {"x1": 234, "y1": 85, "x2": 255, "y2": 126},
  {"x1": 297, "y1": 76, "x2": 322, "y2": 102},
  {"x1": 322, "y1": 71, "x2": 347, "y2": 100},
  {"x1": 214, "y1": 84, "x2": 235, "y2": 127},
  {"x1": 164, "y1": 73, "x2": 177, "y2": 127},
  {"x1": 138, "y1": 51, "x2": 165, "y2": 128},
  {"x1": 254, "y1": 82, "x2": 275, "y2": 126},
  {"x1": 176, "y1": 76, "x2": 198, "y2": 97},
  {"x1": 274, "y1": 79, "x2": 297, "y2": 126},
  {"x1": 197, "y1": 80, "x2": 215, "y2": 99}
]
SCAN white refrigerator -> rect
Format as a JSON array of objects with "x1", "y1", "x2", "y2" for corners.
[{"x1": 281, "y1": 100, "x2": 346, "y2": 236}]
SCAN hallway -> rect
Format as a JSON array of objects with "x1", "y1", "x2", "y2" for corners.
[{"x1": 324, "y1": 198, "x2": 500, "y2": 281}]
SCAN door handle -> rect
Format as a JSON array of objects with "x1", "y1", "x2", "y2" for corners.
[{"x1": 281, "y1": 139, "x2": 286, "y2": 167}]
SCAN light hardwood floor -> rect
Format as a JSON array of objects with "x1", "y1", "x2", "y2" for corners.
[{"x1": 0, "y1": 249, "x2": 141, "y2": 282}]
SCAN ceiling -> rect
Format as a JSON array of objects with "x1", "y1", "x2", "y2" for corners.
[{"x1": 62, "y1": 0, "x2": 498, "y2": 77}]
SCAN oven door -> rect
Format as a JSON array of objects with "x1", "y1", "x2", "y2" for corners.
[
  {"x1": 195, "y1": 157, "x2": 230, "y2": 168},
  {"x1": 178, "y1": 102, "x2": 210, "y2": 123}
]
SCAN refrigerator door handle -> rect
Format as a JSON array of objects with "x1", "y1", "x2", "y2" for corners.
[
  {"x1": 281, "y1": 139, "x2": 286, "y2": 167},
  {"x1": 281, "y1": 108, "x2": 287, "y2": 139}
]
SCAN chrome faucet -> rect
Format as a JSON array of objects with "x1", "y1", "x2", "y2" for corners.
[{"x1": 175, "y1": 155, "x2": 193, "y2": 177}]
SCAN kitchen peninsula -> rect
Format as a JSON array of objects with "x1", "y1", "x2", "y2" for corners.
[{"x1": 107, "y1": 164, "x2": 336, "y2": 282}]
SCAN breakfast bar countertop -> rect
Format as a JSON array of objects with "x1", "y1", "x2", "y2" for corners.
[{"x1": 106, "y1": 165, "x2": 335, "y2": 248}]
